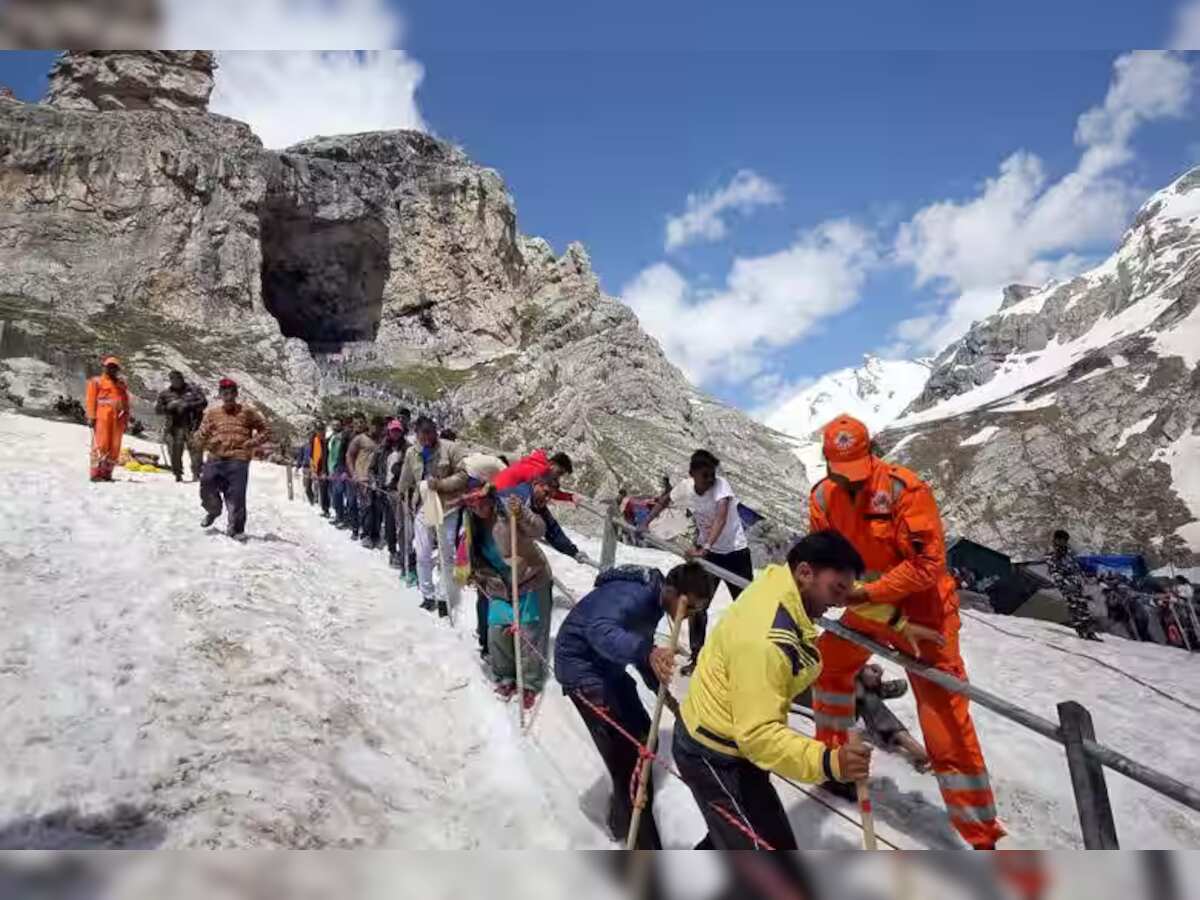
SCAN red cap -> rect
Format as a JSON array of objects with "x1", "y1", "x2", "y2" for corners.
[
  {"x1": 822, "y1": 414, "x2": 873, "y2": 482},
  {"x1": 218, "y1": 377, "x2": 238, "y2": 390}
]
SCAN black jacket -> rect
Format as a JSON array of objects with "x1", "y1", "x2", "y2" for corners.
[{"x1": 155, "y1": 383, "x2": 208, "y2": 431}]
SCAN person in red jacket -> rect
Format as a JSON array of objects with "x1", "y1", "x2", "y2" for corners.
[{"x1": 492, "y1": 449, "x2": 574, "y2": 499}]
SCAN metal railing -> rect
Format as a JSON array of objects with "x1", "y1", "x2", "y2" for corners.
[{"x1": 572, "y1": 495, "x2": 1200, "y2": 849}]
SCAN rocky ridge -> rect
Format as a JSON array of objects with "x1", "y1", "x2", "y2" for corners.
[
  {"x1": 880, "y1": 170, "x2": 1200, "y2": 566},
  {"x1": 0, "y1": 52, "x2": 807, "y2": 528}
]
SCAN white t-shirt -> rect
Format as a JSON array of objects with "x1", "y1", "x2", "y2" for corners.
[{"x1": 671, "y1": 474, "x2": 747, "y2": 554}]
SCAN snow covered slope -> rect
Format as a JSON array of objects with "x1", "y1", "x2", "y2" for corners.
[
  {"x1": 3, "y1": 412, "x2": 1199, "y2": 849},
  {"x1": 881, "y1": 167, "x2": 1200, "y2": 565},
  {"x1": 763, "y1": 355, "x2": 931, "y2": 442}
]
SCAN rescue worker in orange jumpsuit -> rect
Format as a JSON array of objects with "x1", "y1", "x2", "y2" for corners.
[
  {"x1": 810, "y1": 414, "x2": 1006, "y2": 849},
  {"x1": 84, "y1": 356, "x2": 131, "y2": 482}
]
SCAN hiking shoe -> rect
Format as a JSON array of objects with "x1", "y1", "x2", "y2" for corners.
[
  {"x1": 174, "y1": 475, "x2": 183, "y2": 483},
  {"x1": 879, "y1": 679, "x2": 909, "y2": 700},
  {"x1": 420, "y1": 597, "x2": 436, "y2": 612},
  {"x1": 1084, "y1": 632, "x2": 1104, "y2": 643},
  {"x1": 388, "y1": 552, "x2": 401, "y2": 568},
  {"x1": 819, "y1": 780, "x2": 858, "y2": 804},
  {"x1": 350, "y1": 530, "x2": 360, "y2": 540},
  {"x1": 495, "y1": 683, "x2": 516, "y2": 701},
  {"x1": 201, "y1": 511, "x2": 220, "y2": 528},
  {"x1": 521, "y1": 689, "x2": 538, "y2": 711},
  {"x1": 437, "y1": 601, "x2": 450, "y2": 619},
  {"x1": 228, "y1": 530, "x2": 248, "y2": 543}
]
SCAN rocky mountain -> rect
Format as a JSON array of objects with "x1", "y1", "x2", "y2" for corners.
[
  {"x1": 879, "y1": 170, "x2": 1200, "y2": 567},
  {"x1": 0, "y1": 51, "x2": 807, "y2": 527},
  {"x1": 763, "y1": 354, "x2": 931, "y2": 441}
]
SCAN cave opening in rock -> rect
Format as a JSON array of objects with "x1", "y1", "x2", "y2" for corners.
[{"x1": 259, "y1": 200, "x2": 389, "y2": 352}]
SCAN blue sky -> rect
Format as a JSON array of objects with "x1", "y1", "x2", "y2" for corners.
[{"x1": 2, "y1": 0, "x2": 1197, "y2": 419}]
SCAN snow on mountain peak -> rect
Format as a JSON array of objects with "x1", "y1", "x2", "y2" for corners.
[{"x1": 762, "y1": 355, "x2": 931, "y2": 441}]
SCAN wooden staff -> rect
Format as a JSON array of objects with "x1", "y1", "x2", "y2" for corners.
[
  {"x1": 509, "y1": 503, "x2": 526, "y2": 728},
  {"x1": 285, "y1": 461, "x2": 294, "y2": 501},
  {"x1": 626, "y1": 599, "x2": 688, "y2": 851},
  {"x1": 852, "y1": 730, "x2": 878, "y2": 850}
]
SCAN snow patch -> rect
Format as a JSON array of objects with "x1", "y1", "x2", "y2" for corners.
[
  {"x1": 1162, "y1": 429, "x2": 1200, "y2": 549},
  {"x1": 5, "y1": 412, "x2": 1200, "y2": 849},
  {"x1": 763, "y1": 356, "x2": 930, "y2": 441},
  {"x1": 1152, "y1": 305, "x2": 1200, "y2": 369},
  {"x1": 1116, "y1": 414, "x2": 1156, "y2": 449},
  {"x1": 959, "y1": 425, "x2": 1000, "y2": 447}
]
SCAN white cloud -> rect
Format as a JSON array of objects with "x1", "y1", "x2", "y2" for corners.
[
  {"x1": 165, "y1": 0, "x2": 426, "y2": 149},
  {"x1": 623, "y1": 219, "x2": 876, "y2": 385},
  {"x1": 664, "y1": 169, "x2": 783, "y2": 251},
  {"x1": 164, "y1": 0, "x2": 399, "y2": 49},
  {"x1": 890, "y1": 51, "x2": 1194, "y2": 356},
  {"x1": 209, "y1": 52, "x2": 425, "y2": 149}
]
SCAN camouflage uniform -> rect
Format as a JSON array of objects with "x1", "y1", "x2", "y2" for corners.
[{"x1": 1045, "y1": 548, "x2": 1097, "y2": 637}]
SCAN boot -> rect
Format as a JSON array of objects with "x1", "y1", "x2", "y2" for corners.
[
  {"x1": 406, "y1": 571, "x2": 419, "y2": 588},
  {"x1": 201, "y1": 511, "x2": 220, "y2": 528},
  {"x1": 420, "y1": 597, "x2": 436, "y2": 612},
  {"x1": 494, "y1": 682, "x2": 516, "y2": 701},
  {"x1": 521, "y1": 689, "x2": 538, "y2": 711},
  {"x1": 437, "y1": 601, "x2": 450, "y2": 619},
  {"x1": 388, "y1": 552, "x2": 401, "y2": 568},
  {"x1": 350, "y1": 529, "x2": 359, "y2": 540}
]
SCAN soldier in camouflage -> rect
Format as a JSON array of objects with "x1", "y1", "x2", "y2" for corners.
[{"x1": 1045, "y1": 529, "x2": 1102, "y2": 641}]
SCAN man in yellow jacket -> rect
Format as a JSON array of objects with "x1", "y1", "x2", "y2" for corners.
[{"x1": 675, "y1": 529, "x2": 890, "y2": 849}]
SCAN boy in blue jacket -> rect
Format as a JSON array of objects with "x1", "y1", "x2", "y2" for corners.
[{"x1": 554, "y1": 561, "x2": 714, "y2": 849}]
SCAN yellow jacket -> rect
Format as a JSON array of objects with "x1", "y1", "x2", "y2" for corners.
[{"x1": 679, "y1": 564, "x2": 901, "y2": 784}]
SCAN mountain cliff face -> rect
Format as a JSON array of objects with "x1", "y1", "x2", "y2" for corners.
[
  {"x1": 0, "y1": 52, "x2": 807, "y2": 526},
  {"x1": 881, "y1": 170, "x2": 1200, "y2": 566}
]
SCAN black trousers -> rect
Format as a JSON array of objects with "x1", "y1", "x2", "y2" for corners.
[
  {"x1": 318, "y1": 476, "x2": 331, "y2": 514},
  {"x1": 569, "y1": 678, "x2": 663, "y2": 849},
  {"x1": 200, "y1": 458, "x2": 251, "y2": 535},
  {"x1": 382, "y1": 492, "x2": 398, "y2": 553},
  {"x1": 165, "y1": 425, "x2": 202, "y2": 480},
  {"x1": 302, "y1": 471, "x2": 316, "y2": 504},
  {"x1": 689, "y1": 547, "x2": 754, "y2": 661},
  {"x1": 672, "y1": 722, "x2": 797, "y2": 850}
]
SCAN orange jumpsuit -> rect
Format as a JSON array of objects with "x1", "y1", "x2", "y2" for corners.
[
  {"x1": 85, "y1": 374, "x2": 130, "y2": 480},
  {"x1": 810, "y1": 459, "x2": 1005, "y2": 848}
]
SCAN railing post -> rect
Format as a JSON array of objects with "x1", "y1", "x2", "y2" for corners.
[
  {"x1": 1058, "y1": 701, "x2": 1119, "y2": 848},
  {"x1": 286, "y1": 462, "x2": 294, "y2": 501},
  {"x1": 599, "y1": 500, "x2": 618, "y2": 570}
]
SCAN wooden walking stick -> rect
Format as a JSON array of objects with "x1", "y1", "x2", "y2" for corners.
[
  {"x1": 851, "y1": 731, "x2": 878, "y2": 850},
  {"x1": 285, "y1": 461, "x2": 294, "y2": 501},
  {"x1": 509, "y1": 503, "x2": 526, "y2": 729},
  {"x1": 626, "y1": 598, "x2": 688, "y2": 850}
]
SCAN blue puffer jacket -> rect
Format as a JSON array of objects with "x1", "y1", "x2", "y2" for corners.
[{"x1": 554, "y1": 565, "x2": 665, "y2": 693}]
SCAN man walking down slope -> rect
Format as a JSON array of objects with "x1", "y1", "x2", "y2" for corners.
[
  {"x1": 194, "y1": 378, "x2": 270, "y2": 540},
  {"x1": 155, "y1": 370, "x2": 207, "y2": 483},
  {"x1": 809, "y1": 414, "x2": 1005, "y2": 849}
]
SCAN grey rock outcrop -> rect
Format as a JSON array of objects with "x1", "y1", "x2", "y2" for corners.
[
  {"x1": 882, "y1": 171, "x2": 1200, "y2": 567},
  {"x1": 46, "y1": 51, "x2": 215, "y2": 112},
  {"x1": 0, "y1": 52, "x2": 807, "y2": 528}
]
